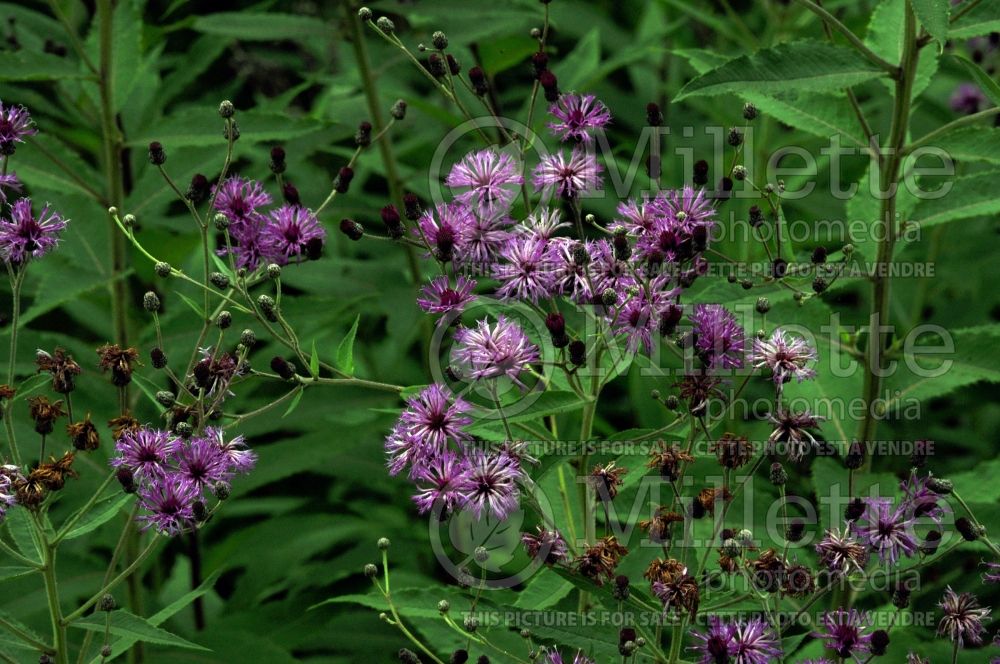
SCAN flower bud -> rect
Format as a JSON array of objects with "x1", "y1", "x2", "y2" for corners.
[
  {"x1": 390, "y1": 99, "x2": 407, "y2": 120},
  {"x1": 142, "y1": 291, "x2": 160, "y2": 312},
  {"x1": 174, "y1": 421, "x2": 192, "y2": 438},
  {"x1": 216, "y1": 311, "x2": 232, "y2": 329},
  {"x1": 355, "y1": 121, "x2": 373, "y2": 147},
  {"x1": 150, "y1": 347, "x2": 167, "y2": 369},
  {"x1": 269, "y1": 146, "x2": 286, "y2": 174},
  {"x1": 812, "y1": 277, "x2": 828, "y2": 294},
  {"x1": 155, "y1": 391, "x2": 175, "y2": 407},
  {"x1": 646, "y1": 102, "x2": 663, "y2": 126},
  {"x1": 568, "y1": 340, "x2": 586, "y2": 367},
  {"x1": 213, "y1": 481, "x2": 231, "y2": 501},
  {"x1": 769, "y1": 462, "x2": 786, "y2": 486},
  {"x1": 468, "y1": 66, "x2": 488, "y2": 96},
  {"x1": 926, "y1": 477, "x2": 953, "y2": 495},
  {"x1": 437, "y1": 600, "x2": 450, "y2": 613},
  {"x1": 432, "y1": 31, "x2": 448, "y2": 50},
  {"x1": 99, "y1": 594, "x2": 117, "y2": 612},
  {"x1": 956, "y1": 517, "x2": 982, "y2": 542},
  {"x1": 463, "y1": 615, "x2": 478, "y2": 633},
  {"x1": 364, "y1": 563, "x2": 378, "y2": 578},
  {"x1": 218, "y1": 100, "x2": 235, "y2": 118},
  {"x1": 870, "y1": 629, "x2": 889, "y2": 656},
  {"x1": 358, "y1": 7, "x2": 372, "y2": 21},
  {"x1": 771, "y1": 258, "x2": 788, "y2": 279},
  {"x1": 214, "y1": 213, "x2": 230, "y2": 231},
  {"x1": 271, "y1": 356, "x2": 296, "y2": 381},
  {"x1": 403, "y1": 193, "x2": 422, "y2": 221},
  {"x1": 122, "y1": 214, "x2": 136, "y2": 229},
  {"x1": 210, "y1": 272, "x2": 230, "y2": 289},
  {"x1": 755, "y1": 297, "x2": 770, "y2": 314},
  {"x1": 531, "y1": 52, "x2": 548, "y2": 76},
  {"x1": 266, "y1": 263, "x2": 282, "y2": 280},
  {"x1": 376, "y1": 16, "x2": 395, "y2": 34},
  {"x1": 845, "y1": 441, "x2": 864, "y2": 469},
  {"x1": 811, "y1": 246, "x2": 828, "y2": 264},
  {"x1": 148, "y1": 141, "x2": 166, "y2": 165},
  {"x1": 538, "y1": 70, "x2": 559, "y2": 102},
  {"x1": 474, "y1": 546, "x2": 489, "y2": 563},
  {"x1": 240, "y1": 329, "x2": 256, "y2": 347},
  {"x1": 378, "y1": 537, "x2": 391, "y2": 551},
  {"x1": 727, "y1": 127, "x2": 743, "y2": 147},
  {"x1": 692, "y1": 159, "x2": 709, "y2": 186},
  {"x1": 340, "y1": 218, "x2": 364, "y2": 241},
  {"x1": 154, "y1": 261, "x2": 171, "y2": 278},
  {"x1": 732, "y1": 165, "x2": 747, "y2": 181},
  {"x1": 187, "y1": 174, "x2": 210, "y2": 204},
  {"x1": 742, "y1": 102, "x2": 758, "y2": 120}
]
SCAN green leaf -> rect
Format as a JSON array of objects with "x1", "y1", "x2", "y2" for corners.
[
  {"x1": 865, "y1": 0, "x2": 939, "y2": 98},
  {"x1": 281, "y1": 388, "x2": 305, "y2": 418},
  {"x1": 0, "y1": 51, "x2": 86, "y2": 81},
  {"x1": 173, "y1": 290, "x2": 206, "y2": 319},
  {"x1": 191, "y1": 13, "x2": 330, "y2": 40},
  {"x1": 87, "y1": 571, "x2": 222, "y2": 663},
  {"x1": 559, "y1": 28, "x2": 601, "y2": 91},
  {"x1": 62, "y1": 494, "x2": 133, "y2": 541},
  {"x1": 4, "y1": 508, "x2": 41, "y2": 564},
  {"x1": 309, "y1": 340, "x2": 320, "y2": 378},
  {"x1": 674, "y1": 40, "x2": 885, "y2": 101},
  {"x1": 912, "y1": 0, "x2": 950, "y2": 43},
  {"x1": 742, "y1": 91, "x2": 866, "y2": 147},
  {"x1": 70, "y1": 610, "x2": 209, "y2": 651},
  {"x1": 951, "y1": 53, "x2": 1000, "y2": 107},
  {"x1": 910, "y1": 170, "x2": 1000, "y2": 229},
  {"x1": 919, "y1": 125, "x2": 1000, "y2": 164},
  {"x1": 514, "y1": 570, "x2": 572, "y2": 610},
  {"x1": 335, "y1": 315, "x2": 360, "y2": 377},
  {"x1": 0, "y1": 566, "x2": 37, "y2": 583},
  {"x1": 950, "y1": 1, "x2": 1000, "y2": 39}
]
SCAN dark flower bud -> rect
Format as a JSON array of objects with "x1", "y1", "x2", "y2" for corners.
[
  {"x1": 845, "y1": 497, "x2": 865, "y2": 522},
  {"x1": 727, "y1": 127, "x2": 743, "y2": 147},
  {"x1": 364, "y1": 563, "x2": 378, "y2": 578},
  {"x1": 381, "y1": 204, "x2": 403, "y2": 238},
  {"x1": 692, "y1": 159, "x2": 709, "y2": 186},
  {"x1": 845, "y1": 441, "x2": 864, "y2": 469},
  {"x1": 116, "y1": 466, "x2": 136, "y2": 493},
  {"x1": 398, "y1": 650, "x2": 422, "y2": 664},
  {"x1": 269, "y1": 146, "x2": 286, "y2": 174},
  {"x1": 257, "y1": 294, "x2": 277, "y2": 320},
  {"x1": 142, "y1": 291, "x2": 160, "y2": 312},
  {"x1": 150, "y1": 347, "x2": 167, "y2": 369},
  {"x1": 665, "y1": 395, "x2": 679, "y2": 410},
  {"x1": 154, "y1": 261, "x2": 171, "y2": 278},
  {"x1": 612, "y1": 229, "x2": 631, "y2": 261},
  {"x1": 175, "y1": 421, "x2": 192, "y2": 438},
  {"x1": 378, "y1": 537, "x2": 391, "y2": 551},
  {"x1": 468, "y1": 67, "x2": 489, "y2": 96},
  {"x1": 99, "y1": 593, "x2": 117, "y2": 612},
  {"x1": 755, "y1": 297, "x2": 770, "y2": 314},
  {"x1": 218, "y1": 100, "x2": 235, "y2": 118},
  {"x1": 270, "y1": 356, "x2": 296, "y2": 381},
  {"x1": 213, "y1": 481, "x2": 231, "y2": 500},
  {"x1": 742, "y1": 102, "x2": 758, "y2": 120},
  {"x1": 811, "y1": 246, "x2": 828, "y2": 264},
  {"x1": 602, "y1": 289, "x2": 617, "y2": 307},
  {"x1": 403, "y1": 193, "x2": 422, "y2": 221},
  {"x1": 476, "y1": 657, "x2": 488, "y2": 664},
  {"x1": 427, "y1": 53, "x2": 447, "y2": 78},
  {"x1": 376, "y1": 16, "x2": 395, "y2": 34},
  {"x1": 646, "y1": 102, "x2": 663, "y2": 126},
  {"x1": 214, "y1": 213, "x2": 230, "y2": 231},
  {"x1": 209, "y1": 272, "x2": 230, "y2": 289},
  {"x1": 892, "y1": 585, "x2": 911, "y2": 609},
  {"x1": 545, "y1": 312, "x2": 566, "y2": 337},
  {"x1": 741, "y1": 279, "x2": 753, "y2": 290},
  {"x1": 100, "y1": 646, "x2": 112, "y2": 659},
  {"x1": 334, "y1": 166, "x2": 354, "y2": 194},
  {"x1": 240, "y1": 329, "x2": 256, "y2": 348},
  {"x1": 282, "y1": 182, "x2": 300, "y2": 205},
  {"x1": 926, "y1": 477, "x2": 953, "y2": 495},
  {"x1": 186, "y1": 174, "x2": 210, "y2": 204},
  {"x1": 920, "y1": 529, "x2": 941, "y2": 555},
  {"x1": 531, "y1": 52, "x2": 549, "y2": 76},
  {"x1": 785, "y1": 519, "x2": 805, "y2": 543},
  {"x1": 910, "y1": 440, "x2": 930, "y2": 467},
  {"x1": 266, "y1": 263, "x2": 282, "y2": 280},
  {"x1": 432, "y1": 31, "x2": 448, "y2": 50},
  {"x1": 192, "y1": 499, "x2": 209, "y2": 522},
  {"x1": 769, "y1": 462, "x2": 786, "y2": 486},
  {"x1": 748, "y1": 205, "x2": 764, "y2": 228},
  {"x1": 155, "y1": 391, "x2": 175, "y2": 407},
  {"x1": 340, "y1": 218, "x2": 364, "y2": 241},
  {"x1": 473, "y1": 545, "x2": 488, "y2": 562},
  {"x1": 446, "y1": 54, "x2": 461, "y2": 76},
  {"x1": 148, "y1": 141, "x2": 166, "y2": 166},
  {"x1": 612, "y1": 575, "x2": 630, "y2": 601},
  {"x1": 656, "y1": 304, "x2": 681, "y2": 337},
  {"x1": 390, "y1": 99, "x2": 407, "y2": 120},
  {"x1": 870, "y1": 629, "x2": 889, "y2": 656},
  {"x1": 956, "y1": 517, "x2": 982, "y2": 541},
  {"x1": 222, "y1": 121, "x2": 240, "y2": 141},
  {"x1": 437, "y1": 600, "x2": 450, "y2": 614},
  {"x1": 568, "y1": 340, "x2": 586, "y2": 366},
  {"x1": 216, "y1": 311, "x2": 232, "y2": 329},
  {"x1": 463, "y1": 615, "x2": 478, "y2": 633},
  {"x1": 715, "y1": 177, "x2": 733, "y2": 201},
  {"x1": 358, "y1": 7, "x2": 372, "y2": 21},
  {"x1": 732, "y1": 165, "x2": 747, "y2": 181},
  {"x1": 771, "y1": 258, "x2": 788, "y2": 279},
  {"x1": 355, "y1": 121, "x2": 373, "y2": 147},
  {"x1": 450, "y1": 650, "x2": 469, "y2": 664},
  {"x1": 539, "y1": 70, "x2": 559, "y2": 102},
  {"x1": 692, "y1": 225, "x2": 708, "y2": 252},
  {"x1": 812, "y1": 277, "x2": 828, "y2": 294}
]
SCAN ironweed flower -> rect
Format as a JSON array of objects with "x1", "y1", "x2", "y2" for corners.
[
  {"x1": 173, "y1": 435, "x2": 230, "y2": 490},
  {"x1": 411, "y1": 450, "x2": 469, "y2": 515},
  {"x1": 0, "y1": 199, "x2": 68, "y2": 265},
  {"x1": 751, "y1": 328, "x2": 817, "y2": 387},
  {"x1": 767, "y1": 408, "x2": 824, "y2": 462},
  {"x1": 521, "y1": 526, "x2": 569, "y2": 565},
  {"x1": 137, "y1": 475, "x2": 199, "y2": 536},
  {"x1": 261, "y1": 205, "x2": 325, "y2": 263},
  {"x1": 445, "y1": 148, "x2": 523, "y2": 217},
  {"x1": 851, "y1": 498, "x2": 918, "y2": 565},
  {"x1": 815, "y1": 527, "x2": 868, "y2": 576},
  {"x1": 689, "y1": 615, "x2": 735, "y2": 664},
  {"x1": 730, "y1": 616, "x2": 781, "y2": 664},
  {"x1": 690, "y1": 304, "x2": 745, "y2": 370},
  {"x1": 813, "y1": 609, "x2": 872, "y2": 659},
  {"x1": 589, "y1": 461, "x2": 626, "y2": 501},
  {"x1": 898, "y1": 469, "x2": 947, "y2": 524},
  {"x1": 547, "y1": 93, "x2": 611, "y2": 143},
  {"x1": 652, "y1": 568, "x2": 699, "y2": 617},
  {"x1": 0, "y1": 100, "x2": 36, "y2": 146},
  {"x1": 937, "y1": 586, "x2": 990, "y2": 647},
  {"x1": 493, "y1": 235, "x2": 557, "y2": 303},
  {"x1": 574, "y1": 536, "x2": 628, "y2": 585},
  {"x1": 397, "y1": 383, "x2": 472, "y2": 458},
  {"x1": 519, "y1": 207, "x2": 568, "y2": 241},
  {"x1": 460, "y1": 449, "x2": 522, "y2": 521},
  {"x1": 532, "y1": 147, "x2": 602, "y2": 199},
  {"x1": 67, "y1": 414, "x2": 100, "y2": 451},
  {"x1": 416, "y1": 275, "x2": 477, "y2": 321},
  {"x1": 110, "y1": 428, "x2": 179, "y2": 480},
  {"x1": 0, "y1": 465, "x2": 20, "y2": 523},
  {"x1": 96, "y1": 344, "x2": 141, "y2": 387},
  {"x1": 35, "y1": 348, "x2": 82, "y2": 394},
  {"x1": 415, "y1": 202, "x2": 474, "y2": 263},
  {"x1": 544, "y1": 649, "x2": 594, "y2": 664},
  {"x1": 452, "y1": 315, "x2": 540, "y2": 386},
  {"x1": 28, "y1": 395, "x2": 65, "y2": 435},
  {"x1": 213, "y1": 176, "x2": 272, "y2": 225}
]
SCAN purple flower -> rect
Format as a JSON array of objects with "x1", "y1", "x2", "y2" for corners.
[
  {"x1": 544, "y1": 650, "x2": 594, "y2": 664},
  {"x1": 452, "y1": 315, "x2": 540, "y2": 385},
  {"x1": 690, "y1": 615, "x2": 736, "y2": 664},
  {"x1": 614, "y1": 295, "x2": 657, "y2": 354},
  {"x1": 0, "y1": 465, "x2": 19, "y2": 523},
  {"x1": 456, "y1": 213, "x2": 511, "y2": 268},
  {"x1": 731, "y1": 616, "x2": 781, "y2": 664},
  {"x1": 445, "y1": 148, "x2": 523, "y2": 217},
  {"x1": 547, "y1": 93, "x2": 611, "y2": 143},
  {"x1": 851, "y1": 498, "x2": 918, "y2": 565},
  {"x1": 532, "y1": 147, "x2": 602, "y2": 199},
  {"x1": 110, "y1": 428, "x2": 180, "y2": 480},
  {"x1": 521, "y1": 526, "x2": 569, "y2": 565},
  {"x1": 950, "y1": 83, "x2": 988, "y2": 115},
  {"x1": 899, "y1": 470, "x2": 946, "y2": 524},
  {"x1": 173, "y1": 435, "x2": 230, "y2": 490},
  {"x1": 519, "y1": 207, "x2": 568, "y2": 241},
  {"x1": 412, "y1": 450, "x2": 470, "y2": 515},
  {"x1": 415, "y1": 202, "x2": 473, "y2": 262},
  {"x1": 494, "y1": 235, "x2": 557, "y2": 303},
  {"x1": 937, "y1": 586, "x2": 990, "y2": 647},
  {"x1": 460, "y1": 450, "x2": 522, "y2": 521},
  {"x1": 136, "y1": 475, "x2": 199, "y2": 535},
  {"x1": 0, "y1": 198, "x2": 68, "y2": 264},
  {"x1": 208, "y1": 427, "x2": 256, "y2": 475},
  {"x1": 550, "y1": 238, "x2": 595, "y2": 303},
  {"x1": 612, "y1": 195, "x2": 661, "y2": 236},
  {"x1": 983, "y1": 561, "x2": 1000, "y2": 584},
  {"x1": 399, "y1": 384, "x2": 473, "y2": 456},
  {"x1": 690, "y1": 304, "x2": 745, "y2": 370},
  {"x1": 385, "y1": 424, "x2": 421, "y2": 477},
  {"x1": 0, "y1": 173, "x2": 22, "y2": 204},
  {"x1": 751, "y1": 329, "x2": 817, "y2": 387},
  {"x1": 815, "y1": 527, "x2": 868, "y2": 576},
  {"x1": 417, "y1": 276, "x2": 476, "y2": 321},
  {"x1": 0, "y1": 101, "x2": 36, "y2": 145},
  {"x1": 767, "y1": 408, "x2": 824, "y2": 462},
  {"x1": 813, "y1": 609, "x2": 872, "y2": 659},
  {"x1": 663, "y1": 185, "x2": 716, "y2": 230},
  {"x1": 588, "y1": 239, "x2": 636, "y2": 295},
  {"x1": 213, "y1": 176, "x2": 272, "y2": 225},
  {"x1": 261, "y1": 205, "x2": 325, "y2": 263}
]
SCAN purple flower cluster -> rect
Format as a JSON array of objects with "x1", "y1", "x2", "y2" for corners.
[
  {"x1": 850, "y1": 497, "x2": 918, "y2": 565},
  {"x1": 111, "y1": 426, "x2": 256, "y2": 536},
  {"x1": 751, "y1": 328, "x2": 817, "y2": 388},
  {"x1": 813, "y1": 609, "x2": 872, "y2": 659},
  {"x1": 547, "y1": 93, "x2": 612, "y2": 143},
  {"x1": 0, "y1": 465, "x2": 20, "y2": 524},
  {"x1": 690, "y1": 615, "x2": 781, "y2": 664},
  {"x1": 452, "y1": 315, "x2": 540, "y2": 386},
  {"x1": 0, "y1": 100, "x2": 36, "y2": 146},
  {"x1": 384, "y1": 384, "x2": 525, "y2": 521},
  {"x1": 544, "y1": 649, "x2": 594, "y2": 664},
  {"x1": 214, "y1": 176, "x2": 325, "y2": 269},
  {"x1": 690, "y1": 304, "x2": 746, "y2": 370}
]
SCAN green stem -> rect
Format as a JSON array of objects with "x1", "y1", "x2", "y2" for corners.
[
  {"x1": 52, "y1": 472, "x2": 118, "y2": 545},
  {"x1": 41, "y1": 541, "x2": 68, "y2": 664},
  {"x1": 63, "y1": 536, "x2": 161, "y2": 625},
  {"x1": 902, "y1": 106, "x2": 1000, "y2": 156},
  {"x1": 0, "y1": 614, "x2": 52, "y2": 653}
]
